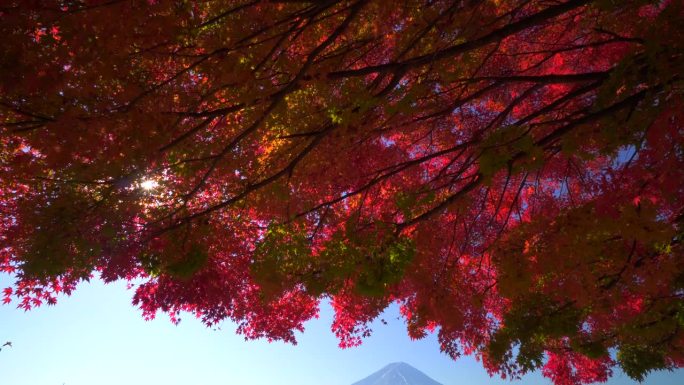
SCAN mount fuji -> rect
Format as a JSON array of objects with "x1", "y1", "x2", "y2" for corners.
[{"x1": 350, "y1": 362, "x2": 444, "y2": 385}]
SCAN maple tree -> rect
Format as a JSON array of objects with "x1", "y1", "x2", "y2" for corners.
[{"x1": 1, "y1": 0, "x2": 683, "y2": 383}]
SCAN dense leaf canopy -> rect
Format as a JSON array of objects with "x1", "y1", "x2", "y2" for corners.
[{"x1": 1, "y1": 1, "x2": 683, "y2": 383}]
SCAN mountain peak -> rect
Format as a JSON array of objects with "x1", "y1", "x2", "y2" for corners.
[
  {"x1": 351, "y1": 362, "x2": 443, "y2": 385},
  {"x1": 385, "y1": 362, "x2": 411, "y2": 368}
]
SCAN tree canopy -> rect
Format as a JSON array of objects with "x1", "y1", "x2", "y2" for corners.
[{"x1": 1, "y1": 1, "x2": 683, "y2": 383}]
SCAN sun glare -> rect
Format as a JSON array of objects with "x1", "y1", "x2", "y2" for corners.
[{"x1": 139, "y1": 179, "x2": 159, "y2": 190}]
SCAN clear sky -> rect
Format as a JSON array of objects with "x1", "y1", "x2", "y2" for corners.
[{"x1": 1, "y1": 274, "x2": 682, "y2": 385}]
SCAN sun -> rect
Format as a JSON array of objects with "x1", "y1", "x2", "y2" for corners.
[{"x1": 139, "y1": 179, "x2": 159, "y2": 190}]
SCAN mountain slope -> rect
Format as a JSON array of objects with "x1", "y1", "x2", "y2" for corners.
[{"x1": 351, "y1": 362, "x2": 443, "y2": 385}]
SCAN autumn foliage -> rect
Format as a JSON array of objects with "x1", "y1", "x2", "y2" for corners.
[{"x1": 1, "y1": 0, "x2": 683, "y2": 383}]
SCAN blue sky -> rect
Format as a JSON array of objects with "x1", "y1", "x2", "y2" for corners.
[{"x1": 0, "y1": 274, "x2": 682, "y2": 385}]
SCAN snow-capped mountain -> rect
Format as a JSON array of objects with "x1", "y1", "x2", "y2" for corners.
[{"x1": 351, "y1": 362, "x2": 443, "y2": 385}]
